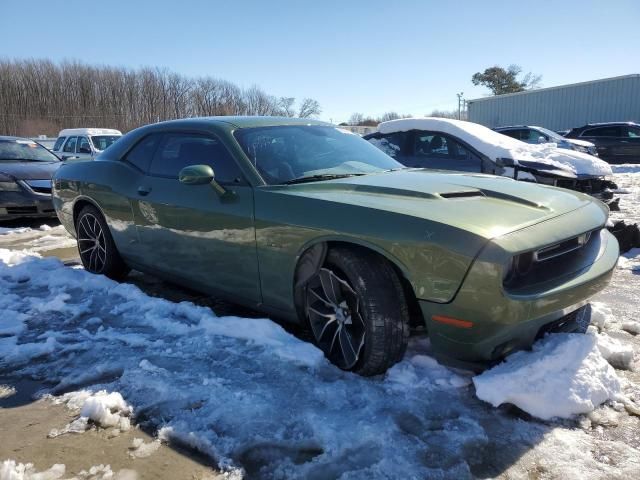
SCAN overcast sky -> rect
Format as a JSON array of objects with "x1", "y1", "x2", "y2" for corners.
[{"x1": 2, "y1": 0, "x2": 639, "y2": 123}]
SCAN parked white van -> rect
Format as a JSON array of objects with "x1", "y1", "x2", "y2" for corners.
[{"x1": 52, "y1": 128, "x2": 122, "y2": 161}]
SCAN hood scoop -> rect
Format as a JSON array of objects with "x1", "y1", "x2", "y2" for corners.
[{"x1": 439, "y1": 190, "x2": 485, "y2": 199}]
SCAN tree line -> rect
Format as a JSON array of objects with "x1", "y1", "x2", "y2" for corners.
[
  {"x1": 344, "y1": 109, "x2": 464, "y2": 126},
  {"x1": 0, "y1": 59, "x2": 321, "y2": 137}
]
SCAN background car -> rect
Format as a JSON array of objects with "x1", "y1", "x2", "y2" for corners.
[
  {"x1": 565, "y1": 122, "x2": 640, "y2": 163},
  {"x1": 52, "y1": 117, "x2": 618, "y2": 375},
  {"x1": 0, "y1": 136, "x2": 60, "y2": 221},
  {"x1": 493, "y1": 125, "x2": 598, "y2": 156},
  {"x1": 52, "y1": 128, "x2": 122, "y2": 161},
  {"x1": 364, "y1": 118, "x2": 614, "y2": 199}
]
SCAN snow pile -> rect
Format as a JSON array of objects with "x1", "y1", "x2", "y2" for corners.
[
  {"x1": 588, "y1": 302, "x2": 637, "y2": 369},
  {"x1": 618, "y1": 248, "x2": 640, "y2": 272},
  {"x1": 129, "y1": 438, "x2": 161, "y2": 459},
  {"x1": 378, "y1": 118, "x2": 613, "y2": 177},
  {"x1": 593, "y1": 332, "x2": 635, "y2": 370},
  {"x1": 473, "y1": 333, "x2": 621, "y2": 420},
  {"x1": 0, "y1": 461, "x2": 137, "y2": 480},
  {"x1": 0, "y1": 461, "x2": 65, "y2": 480},
  {"x1": 48, "y1": 390, "x2": 132, "y2": 435},
  {"x1": 0, "y1": 385, "x2": 16, "y2": 399}
]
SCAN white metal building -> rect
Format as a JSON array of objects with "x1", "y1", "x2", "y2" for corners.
[{"x1": 467, "y1": 74, "x2": 640, "y2": 131}]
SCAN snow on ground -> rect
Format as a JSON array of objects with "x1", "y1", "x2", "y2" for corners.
[
  {"x1": 377, "y1": 117, "x2": 613, "y2": 177},
  {"x1": 1, "y1": 167, "x2": 639, "y2": 478},
  {"x1": 610, "y1": 164, "x2": 640, "y2": 226},
  {"x1": 0, "y1": 223, "x2": 75, "y2": 254},
  {"x1": 0, "y1": 248, "x2": 639, "y2": 479},
  {"x1": 0, "y1": 460, "x2": 137, "y2": 480}
]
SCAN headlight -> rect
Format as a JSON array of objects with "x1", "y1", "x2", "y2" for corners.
[
  {"x1": 0, "y1": 181, "x2": 21, "y2": 191},
  {"x1": 573, "y1": 145, "x2": 589, "y2": 153}
]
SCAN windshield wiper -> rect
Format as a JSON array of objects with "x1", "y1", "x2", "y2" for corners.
[{"x1": 281, "y1": 173, "x2": 365, "y2": 185}]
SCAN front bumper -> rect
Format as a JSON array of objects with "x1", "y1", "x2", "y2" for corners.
[
  {"x1": 420, "y1": 224, "x2": 619, "y2": 368},
  {"x1": 0, "y1": 188, "x2": 56, "y2": 221}
]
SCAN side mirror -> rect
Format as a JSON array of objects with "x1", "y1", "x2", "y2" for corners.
[
  {"x1": 178, "y1": 164, "x2": 226, "y2": 196},
  {"x1": 537, "y1": 136, "x2": 547, "y2": 144}
]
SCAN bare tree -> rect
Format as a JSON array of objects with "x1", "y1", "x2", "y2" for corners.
[
  {"x1": 298, "y1": 98, "x2": 321, "y2": 118},
  {"x1": 0, "y1": 59, "x2": 322, "y2": 136},
  {"x1": 278, "y1": 97, "x2": 296, "y2": 117}
]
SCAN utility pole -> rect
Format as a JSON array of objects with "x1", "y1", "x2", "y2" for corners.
[{"x1": 456, "y1": 92, "x2": 464, "y2": 120}]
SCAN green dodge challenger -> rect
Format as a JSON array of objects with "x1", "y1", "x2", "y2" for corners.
[{"x1": 52, "y1": 117, "x2": 619, "y2": 375}]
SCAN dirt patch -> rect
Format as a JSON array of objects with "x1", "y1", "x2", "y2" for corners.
[{"x1": 0, "y1": 398, "x2": 222, "y2": 479}]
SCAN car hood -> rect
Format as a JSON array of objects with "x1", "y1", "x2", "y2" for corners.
[
  {"x1": 565, "y1": 138, "x2": 595, "y2": 148},
  {"x1": 0, "y1": 161, "x2": 60, "y2": 180},
  {"x1": 272, "y1": 169, "x2": 604, "y2": 239}
]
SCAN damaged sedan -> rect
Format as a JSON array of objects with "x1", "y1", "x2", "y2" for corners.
[
  {"x1": 364, "y1": 118, "x2": 617, "y2": 202},
  {"x1": 52, "y1": 117, "x2": 619, "y2": 375}
]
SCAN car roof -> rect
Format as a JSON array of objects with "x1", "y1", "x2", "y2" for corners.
[
  {"x1": 577, "y1": 122, "x2": 640, "y2": 128},
  {"x1": 175, "y1": 116, "x2": 332, "y2": 129},
  {"x1": 494, "y1": 125, "x2": 538, "y2": 130},
  {"x1": 58, "y1": 128, "x2": 123, "y2": 136}
]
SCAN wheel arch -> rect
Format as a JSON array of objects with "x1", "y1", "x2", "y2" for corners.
[
  {"x1": 72, "y1": 196, "x2": 107, "y2": 233},
  {"x1": 293, "y1": 237, "x2": 424, "y2": 328}
]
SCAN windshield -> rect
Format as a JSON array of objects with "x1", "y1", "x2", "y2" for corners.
[
  {"x1": 234, "y1": 126, "x2": 403, "y2": 184},
  {"x1": 0, "y1": 139, "x2": 59, "y2": 162},
  {"x1": 90, "y1": 135, "x2": 121, "y2": 151},
  {"x1": 535, "y1": 126, "x2": 565, "y2": 142}
]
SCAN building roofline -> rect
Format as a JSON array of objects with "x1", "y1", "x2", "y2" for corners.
[{"x1": 468, "y1": 74, "x2": 640, "y2": 103}]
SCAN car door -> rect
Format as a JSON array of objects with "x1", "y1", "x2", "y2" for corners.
[
  {"x1": 131, "y1": 131, "x2": 261, "y2": 303},
  {"x1": 60, "y1": 136, "x2": 78, "y2": 160},
  {"x1": 619, "y1": 125, "x2": 640, "y2": 162},
  {"x1": 579, "y1": 126, "x2": 621, "y2": 162},
  {"x1": 408, "y1": 131, "x2": 483, "y2": 172},
  {"x1": 76, "y1": 136, "x2": 93, "y2": 161}
]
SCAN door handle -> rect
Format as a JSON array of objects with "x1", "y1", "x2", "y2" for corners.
[{"x1": 137, "y1": 186, "x2": 152, "y2": 196}]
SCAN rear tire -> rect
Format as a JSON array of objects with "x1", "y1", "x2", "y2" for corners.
[
  {"x1": 76, "y1": 205, "x2": 130, "y2": 281},
  {"x1": 305, "y1": 247, "x2": 410, "y2": 376}
]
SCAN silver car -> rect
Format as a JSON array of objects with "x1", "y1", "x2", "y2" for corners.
[
  {"x1": 494, "y1": 125, "x2": 598, "y2": 156},
  {"x1": 52, "y1": 128, "x2": 122, "y2": 161}
]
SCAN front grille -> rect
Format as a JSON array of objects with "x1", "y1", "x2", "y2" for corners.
[
  {"x1": 504, "y1": 229, "x2": 601, "y2": 291},
  {"x1": 534, "y1": 232, "x2": 591, "y2": 262},
  {"x1": 556, "y1": 178, "x2": 617, "y2": 195},
  {"x1": 30, "y1": 186, "x2": 52, "y2": 194},
  {"x1": 6, "y1": 206, "x2": 38, "y2": 215}
]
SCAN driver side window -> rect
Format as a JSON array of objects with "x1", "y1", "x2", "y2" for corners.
[
  {"x1": 149, "y1": 133, "x2": 243, "y2": 184},
  {"x1": 411, "y1": 132, "x2": 482, "y2": 172},
  {"x1": 63, "y1": 137, "x2": 77, "y2": 153}
]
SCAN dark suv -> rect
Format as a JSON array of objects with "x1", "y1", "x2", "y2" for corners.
[{"x1": 565, "y1": 122, "x2": 640, "y2": 164}]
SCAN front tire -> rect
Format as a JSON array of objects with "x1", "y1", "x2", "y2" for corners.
[
  {"x1": 305, "y1": 247, "x2": 410, "y2": 376},
  {"x1": 76, "y1": 205, "x2": 130, "y2": 280}
]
